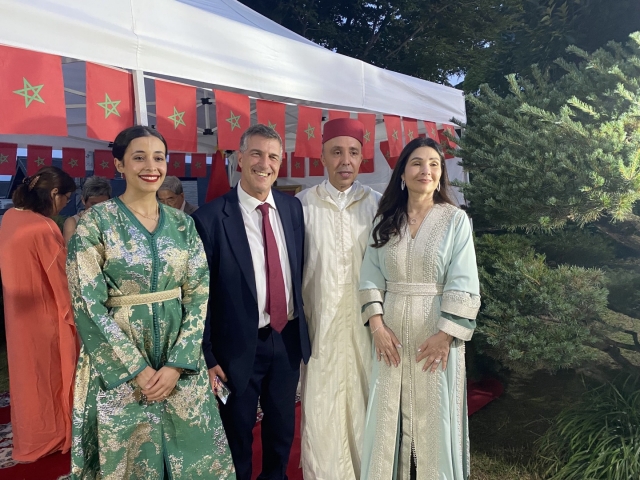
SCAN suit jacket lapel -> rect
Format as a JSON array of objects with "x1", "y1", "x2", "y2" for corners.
[{"x1": 222, "y1": 189, "x2": 258, "y2": 304}]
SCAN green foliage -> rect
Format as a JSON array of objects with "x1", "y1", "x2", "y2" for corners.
[
  {"x1": 475, "y1": 234, "x2": 607, "y2": 372},
  {"x1": 458, "y1": 33, "x2": 640, "y2": 232},
  {"x1": 529, "y1": 227, "x2": 616, "y2": 268},
  {"x1": 603, "y1": 265, "x2": 640, "y2": 319},
  {"x1": 535, "y1": 374, "x2": 640, "y2": 480}
]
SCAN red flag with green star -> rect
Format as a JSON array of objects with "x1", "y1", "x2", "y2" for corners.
[
  {"x1": 424, "y1": 121, "x2": 439, "y2": 141},
  {"x1": 93, "y1": 150, "x2": 115, "y2": 179},
  {"x1": 256, "y1": 99, "x2": 286, "y2": 151},
  {"x1": 167, "y1": 152, "x2": 186, "y2": 177},
  {"x1": 357, "y1": 113, "x2": 376, "y2": 160},
  {"x1": 215, "y1": 90, "x2": 250, "y2": 151},
  {"x1": 402, "y1": 118, "x2": 418, "y2": 145},
  {"x1": 279, "y1": 152, "x2": 288, "y2": 178},
  {"x1": 190, "y1": 153, "x2": 207, "y2": 178},
  {"x1": 308, "y1": 157, "x2": 324, "y2": 176},
  {"x1": 26, "y1": 145, "x2": 52, "y2": 176},
  {"x1": 439, "y1": 124, "x2": 459, "y2": 159},
  {"x1": 360, "y1": 156, "x2": 374, "y2": 174},
  {"x1": 86, "y1": 63, "x2": 134, "y2": 142},
  {"x1": 0, "y1": 143, "x2": 18, "y2": 175},
  {"x1": 328, "y1": 110, "x2": 350, "y2": 121},
  {"x1": 295, "y1": 106, "x2": 322, "y2": 158},
  {"x1": 155, "y1": 80, "x2": 197, "y2": 152},
  {"x1": 290, "y1": 154, "x2": 305, "y2": 178},
  {"x1": 62, "y1": 147, "x2": 86, "y2": 178},
  {"x1": 383, "y1": 115, "x2": 402, "y2": 157},
  {"x1": 380, "y1": 140, "x2": 398, "y2": 169},
  {"x1": 0, "y1": 45, "x2": 67, "y2": 136},
  {"x1": 205, "y1": 151, "x2": 230, "y2": 202}
]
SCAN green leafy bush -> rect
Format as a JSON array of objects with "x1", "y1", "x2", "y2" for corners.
[{"x1": 535, "y1": 374, "x2": 640, "y2": 480}]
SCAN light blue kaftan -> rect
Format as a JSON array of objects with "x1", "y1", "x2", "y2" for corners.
[{"x1": 359, "y1": 203, "x2": 480, "y2": 480}]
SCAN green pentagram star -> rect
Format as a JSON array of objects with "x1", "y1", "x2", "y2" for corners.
[
  {"x1": 100, "y1": 160, "x2": 110, "y2": 169},
  {"x1": 173, "y1": 161, "x2": 181, "y2": 169},
  {"x1": 168, "y1": 107, "x2": 186, "y2": 129},
  {"x1": 363, "y1": 158, "x2": 369, "y2": 164},
  {"x1": 363, "y1": 130, "x2": 371, "y2": 143},
  {"x1": 313, "y1": 159, "x2": 320, "y2": 167},
  {"x1": 430, "y1": 127, "x2": 437, "y2": 138},
  {"x1": 392, "y1": 130, "x2": 399, "y2": 141},
  {"x1": 408, "y1": 130, "x2": 414, "y2": 140},
  {"x1": 268, "y1": 121, "x2": 277, "y2": 130},
  {"x1": 13, "y1": 78, "x2": 44, "y2": 108},
  {"x1": 194, "y1": 162, "x2": 202, "y2": 169},
  {"x1": 68, "y1": 158, "x2": 79, "y2": 168},
  {"x1": 97, "y1": 93, "x2": 121, "y2": 119},
  {"x1": 384, "y1": 150, "x2": 390, "y2": 159},
  {"x1": 35, "y1": 157, "x2": 45, "y2": 166},
  {"x1": 226, "y1": 111, "x2": 242, "y2": 131},
  {"x1": 304, "y1": 123, "x2": 315, "y2": 139},
  {"x1": 295, "y1": 162, "x2": 301, "y2": 169},
  {"x1": 0, "y1": 153, "x2": 8, "y2": 164}
]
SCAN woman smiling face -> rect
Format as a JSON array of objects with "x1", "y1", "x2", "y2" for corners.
[
  {"x1": 115, "y1": 136, "x2": 167, "y2": 195},
  {"x1": 401, "y1": 146, "x2": 442, "y2": 197}
]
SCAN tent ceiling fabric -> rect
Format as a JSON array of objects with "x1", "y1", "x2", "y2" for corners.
[{"x1": 0, "y1": 0, "x2": 465, "y2": 124}]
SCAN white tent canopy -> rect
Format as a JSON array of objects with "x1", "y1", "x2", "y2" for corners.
[{"x1": 0, "y1": 0, "x2": 466, "y2": 199}]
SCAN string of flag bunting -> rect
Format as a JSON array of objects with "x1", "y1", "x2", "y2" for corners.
[{"x1": 0, "y1": 44, "x2": 459, "y2": 180}]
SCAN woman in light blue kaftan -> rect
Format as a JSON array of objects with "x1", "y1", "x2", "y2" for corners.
[{"x1": 359, "y1": 137, "x2": 480, "y2": 480}]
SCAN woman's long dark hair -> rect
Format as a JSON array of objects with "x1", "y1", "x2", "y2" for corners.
[
  {"x1": 371, "y1": 137, "x2": 457, "y2": 248},
  {"x1": 12, "y1": 166, "x2": 76, "y2": 217}
]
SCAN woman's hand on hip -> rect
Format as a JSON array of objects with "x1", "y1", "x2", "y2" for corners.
[
  {"x1": 370, "y1": 315, "x2": 402, "y2": 368},
  {"x1": 142, "y1": 366, "x2": 182, "y2": 401},
  {"x1": 416, "y1": 331, "x2": 454, "y2": 372}
]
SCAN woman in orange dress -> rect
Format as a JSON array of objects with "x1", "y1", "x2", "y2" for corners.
[{"x1": 0, "y1": 166, "x2": 78, "y2": 462}]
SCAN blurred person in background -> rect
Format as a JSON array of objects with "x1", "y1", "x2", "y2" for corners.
[
  {"x1": 157, "y1": 175, "x2": 198, "y2": 214},
  {"x1": 62, "y1": 176, "x2": 112, "y2": 243}
]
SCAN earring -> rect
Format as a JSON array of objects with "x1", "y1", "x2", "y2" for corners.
[
  {"x1": 437, "y1": 183, "x2": 441, "y2": 192},
  {"x1": 401, "y1": 179, "x2": 406, "y2": 190}
]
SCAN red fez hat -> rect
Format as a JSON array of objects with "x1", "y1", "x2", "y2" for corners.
[{"x1": 323, "y1": 118, "x2": 365, "y2": 145}]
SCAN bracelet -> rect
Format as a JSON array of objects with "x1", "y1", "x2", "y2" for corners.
[{"x1": 371, "y1": 325, "x2": 383, "y2": 335}]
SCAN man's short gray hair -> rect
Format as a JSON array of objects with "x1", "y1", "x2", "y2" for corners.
[
  {"x1": 158, "y1": 176, "x2": 184, "y2": 195},
  {"x1": 82, "y1": 176, "x2": 112, "y2": 201},
  {"x1": 239, "y1": 124, "x2": 282, "y2": 153}
]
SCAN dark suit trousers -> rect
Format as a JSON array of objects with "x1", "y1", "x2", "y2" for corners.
[{"x1": 219, "y1": 324, "x2": 300, "y2": 480}]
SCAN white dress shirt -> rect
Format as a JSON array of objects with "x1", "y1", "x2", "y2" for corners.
[
  {"x1": 324, "y1": 180, "x2": 354, "y2": 211},
  {"x1": 237, "y1": 181, "x2": 294, "y2": 328}
]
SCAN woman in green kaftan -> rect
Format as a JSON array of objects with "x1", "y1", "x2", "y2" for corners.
[
  {"x1": 66, "y1": 126, "x2": 235, "y2": 479},
  {"x1": 359, "y1": 137, "x2": 480, "y2": 480}
]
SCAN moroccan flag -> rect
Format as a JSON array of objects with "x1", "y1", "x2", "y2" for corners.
[
  {"x1": 279, "y1": 152, "x2": 288, "y2": 178},
  {"x1": 256, "y1": 99, "x2": 286, "y2": 150},
  {"x1": 380, "y1": 140, "x2": 398, "y2": 169},
  {"x1": 0, "y1": 45, "x2": 67, "y2": 136},
  {"x1": 86, "y1": 63, "x2": 134, "y2": 142},
  {"x1": 308, "y1": 158, "x2": 324, "y2": 177},
  {"x1": 0, "y1": 143, "x2": 17, "y2": 175},
  {"x1": 290, "y1": 154, "x2": 305, "y2": 178},
  {"x1": 360, "y1": 156, "x2": 374, "y2": 174},
  {"x1": 62, "y1": 148, "x2": 86, "y2": 178},
  {"x1": 424, "y1": 121, "x2": 439, "y2": 141},
  {"x1": 167, "y1": 152, "x2": 186, "y2": 177},
  {"x1": 328, "y1": 110, "x2": 350, "y2": 121},
  {"x1": 295, "y1": 106, "x2": 322, "y2": 158},
  {"x1": 26, "y1": 145, "x2": 52, "y2": 176},
  {"x1": 403, "y1": 118, "x2": 419, "y2": 145},
  {"x1": 205, "y1": 151, "x2": 230, "y2": 203},
  {"x1": 93, "y1": 150, "x2": 115, "y2": 179},
  {"x1": 383, "y1": 115, "x2": 402, "y2": 157},
  {"x1": 155, "y1": 80, "x2": 197, "y2": 152},
  {"x1": 439, "y1": 125, "x2": 459, "y2": 159},
  {"x1": 215, "y1": 90, "x2": 250, "y2": 151},
  {"x1": 358, "y1": 113, "x2": 376, "y2": 160},
  {"x1": 190, "y1": 153, "x2": 207, "y2": 178}
]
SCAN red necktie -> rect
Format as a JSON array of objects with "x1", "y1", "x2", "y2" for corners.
[{"x1": 257, "y1": 203, "x2": 288, "y2": 332}]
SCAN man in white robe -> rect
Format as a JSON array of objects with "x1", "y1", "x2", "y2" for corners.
[{"x1": 297, "y1": 118, "x2": 381, "y2": 480}]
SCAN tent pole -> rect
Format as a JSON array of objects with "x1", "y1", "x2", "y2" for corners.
[{"x1": 132, "y1": 70, "x2": 149, "y2": 126}]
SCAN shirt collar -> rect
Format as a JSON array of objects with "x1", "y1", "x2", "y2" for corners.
[
  {"x1": 180, "y1": 200, "x2": 186, "y2": 211},
  {"x1": 237, "y1": 180, "x2": 277, "y2": 212},
  {"x1": 324, "y1": 180, "x2": 353, "y2": 201}
]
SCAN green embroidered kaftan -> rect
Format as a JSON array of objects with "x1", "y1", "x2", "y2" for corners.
[{"x1": 67, "y1": 198, "x2": 235, "y2": 480}]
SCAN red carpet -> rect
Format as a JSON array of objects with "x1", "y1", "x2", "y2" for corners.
[{"x1": 0, "y1": 379, "x2": 502, "y2": 479}]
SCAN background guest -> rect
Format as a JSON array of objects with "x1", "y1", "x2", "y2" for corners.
[
  {"x1": 62, "y1": 176, "x2": 112, "y2": 243},
  {"x1": 157, "y1": 175, "x2": 198, "y2": 214},
  {"x1": 360, "y1": 137, "x2": 480, "y2": 480},
  {"x1": 0, "y1": 166, "x2": 78, "y2": 462}
]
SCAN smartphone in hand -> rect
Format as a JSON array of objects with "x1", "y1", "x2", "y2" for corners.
[{"x1": 215, "y1": 376, "x2": 231, "y2": 405}]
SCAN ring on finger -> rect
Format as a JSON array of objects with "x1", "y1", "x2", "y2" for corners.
[{"x1": 434, "y1": 358, "x2": 441, "y2": 364}]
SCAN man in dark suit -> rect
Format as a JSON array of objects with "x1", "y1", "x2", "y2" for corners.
[{"x1": 192, "y1": 124, "x2": 311, "y2": 480}]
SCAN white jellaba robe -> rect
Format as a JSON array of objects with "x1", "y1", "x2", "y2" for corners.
[{"x1": 297, "y1": 180, "x2": 381, "y2": 480}]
